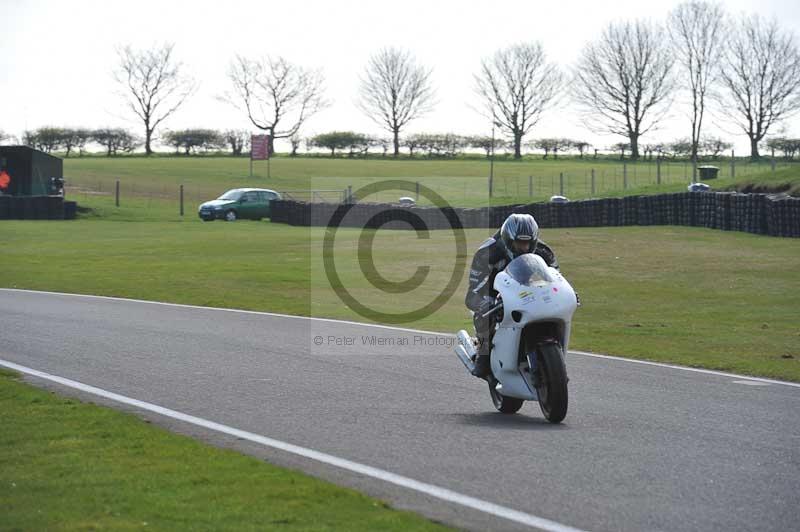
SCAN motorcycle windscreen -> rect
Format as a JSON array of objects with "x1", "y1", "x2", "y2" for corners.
[{"x1": 505, "y1": 254, "x2": 554, "y2": 287}]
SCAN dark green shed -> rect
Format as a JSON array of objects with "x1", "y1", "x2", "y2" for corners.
[{"x1": 0, "y1": 146, "x2": 63, "y2": 196}]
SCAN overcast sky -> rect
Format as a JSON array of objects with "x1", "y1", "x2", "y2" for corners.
[{"x1": 2, "y1": 0, "x2": 799, "y2": 153}]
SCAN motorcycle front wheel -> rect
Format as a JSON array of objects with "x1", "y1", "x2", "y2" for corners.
[
  {"x1": 536, "y1": 343, "x2": 569, "y2": 423},
  {"x1": 488, "y1": 377, "x2": 524, "y2": 414}
]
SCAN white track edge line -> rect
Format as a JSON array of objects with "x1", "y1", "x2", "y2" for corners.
[
  {"x1": 0, "y1": 359, "x2": 587, "y2": 532},
  {"x1": 568, "y1": 350, "x2": 800, "y2": 388},
  {"x1": 3, "y1": 288, "x2": 798, "y2": 388},
  {"x1": 0, "y1": 288, "x2": 442, "y2": 336}
]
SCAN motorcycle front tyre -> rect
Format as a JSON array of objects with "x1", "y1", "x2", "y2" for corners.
[
  {"x1": 536, "y1": 343, "x2": 569, "y2": 423},
  {"x1": 488, "y1": 377, "x2": 524, "y2": 414}
]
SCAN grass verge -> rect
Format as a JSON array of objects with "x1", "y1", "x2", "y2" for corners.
[
  {"x1": 2, "y1": 220, "x2": 798, "y2": 381},
  {"x1": 0, "y1": 369, "x2": 450, "y2": 531},
  {"x1": 722, "y1": 166, "x2": 800, "y2": 196}
]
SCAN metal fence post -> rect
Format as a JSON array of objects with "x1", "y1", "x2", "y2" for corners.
[
  {"x1": 115, "y1": 180, "x2": 120, "y2": 207},
  {"x1": 591, "y1": 169, "x2": 596, "y2": 196},
  {"x1": 559, "y1": 172, "x2": 564, "y2": 196},
  {"x1": 657, "y1": 159, "x2": 661, "y2": 185},
  {"x1": 771, "y1": 158, "x2": 776, "y2": 172},
  {"x1": 180, "y1": 185, "x2": 184, "y2": 216},
  {"x1": 529, "y1": 175, "x2": 533, "y2": 197},
  {"x1": 623, "y1": 164, "x2": 628, "y2": 189},
  {"x1": 731, "y1": 150, "x2": 736, "y2": 179},
  {"x1": 416, "y1": 181, "x2": 420, "y2": 201}
]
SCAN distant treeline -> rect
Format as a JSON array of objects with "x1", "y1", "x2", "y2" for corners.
[{"x1": 9, "y1": 126, "x2": 800, "y2": 161}]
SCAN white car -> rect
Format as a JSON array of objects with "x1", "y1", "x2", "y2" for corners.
[{"x1": 687, "y1": 183, "x2": 711, "y2": 192}]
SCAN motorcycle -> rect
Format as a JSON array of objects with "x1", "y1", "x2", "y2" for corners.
[{"x1": 454, "y1": 253, "x2": 579, "y2": 423}]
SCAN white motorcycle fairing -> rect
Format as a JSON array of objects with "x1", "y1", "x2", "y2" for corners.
[
  {"x1": 491, "y1": 255, "x2": 577, "y2": 399},
  {"x1": 454, "y1": 253, "x2": 578, "y2": 405}
]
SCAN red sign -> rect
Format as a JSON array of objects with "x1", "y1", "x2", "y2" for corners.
[
  {"x1": 0, "y1": 170, "x2": 10, "y2": 190},
  {"x1": 251, "y1": 135, "x2": 271, "y2": 160}
]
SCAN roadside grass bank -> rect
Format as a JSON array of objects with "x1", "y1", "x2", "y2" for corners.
[
  {"x1": 0, "y1": 368, "x2": 450, "y2": 531},
  {"x1": 2, "y1": 221, "x2": 798, "y2": 381},
  {"x1": 723, "y1": 166, "x2": 800, "y2": 196},
  {"x1": 63, "y1": 156, "x2": 799, "y2": 211}
]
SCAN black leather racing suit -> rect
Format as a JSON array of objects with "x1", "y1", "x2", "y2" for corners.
[{"x1": 465, "y1": 231, "x2": 559, "y2": 352}]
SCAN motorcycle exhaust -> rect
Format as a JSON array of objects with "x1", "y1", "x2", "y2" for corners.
[
  {"x1": 454, "y1": 330, "x2": 477, "y2": 372},
  {"x1": 454, "y1": 345, "x2": 475, "y2": 372}
]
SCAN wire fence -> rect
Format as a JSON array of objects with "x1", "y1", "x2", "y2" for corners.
[{"x1": 63, "y1": 159, "x2": 795, "y2": 219}]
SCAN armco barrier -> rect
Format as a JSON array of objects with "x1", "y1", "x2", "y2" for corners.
[{"x1": 269, "y1": 192, "x2": 800, "y2": 238}]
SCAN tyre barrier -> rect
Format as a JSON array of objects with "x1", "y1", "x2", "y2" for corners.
[
  {"x1": 269, "y1": 192, "x2": 800, "y2": 238},
  {"x1": 0, "y1": 195, "x2": 69, "y2": 220}
]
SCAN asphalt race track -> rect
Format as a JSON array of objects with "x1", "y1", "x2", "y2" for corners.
[{"x1": 1, "y1": 289, "x2": 798, "y2": 532}]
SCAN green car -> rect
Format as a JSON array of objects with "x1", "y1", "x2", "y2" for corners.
[{"x1": 198, "y1": 188, "x2": 281, "y2": 222}]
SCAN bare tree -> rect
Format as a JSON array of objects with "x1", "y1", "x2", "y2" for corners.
[
  {"x1": 700, "y1": 136, "x2": 732, "y2": 158},
  {"x1": 92, "y1": 128, "x2": 140, "y2": 156},
  {"x1": 223, "y1": 129, "x2": 249, "y2": 156},
  {"x1": 573, "y1": 140, "x2": 591, "y2": 158},
  {"x1": 573, "y1": 21, "x2": 674, "y2": 159},
  {"x1": 73, "y1": 128, "x2": 93, "y2": 156},
  {"x1": 357, "y1": 47, "x2": 435, "y2": 157},
  {"x1": 402, "y1": 134, "x2": 425, "y2": 158},
  {"x1": 611, "y1": 141, "x2": 632, "y2": 160},
  {"x1": 719, "y1": 15, "x2": 800, "y2": 159},
  {"x1": 668, "y1": 138, "x2": 694, "y2": 158},
  {"x1": 289, "y1": 134, "x2": 302, "y2": 157},
  {"x1": 475, "y1": 43, "x2": 562, "y2": 159},
  {"x1": 27, "y1": 127, "x2": 63, "y2": 153},
  {"x1": 668, "y1": 1, "x2": 727, "y2": 169},
  {"x1": 163, "y1": 129, "x2": 224, "y2": 155},
  {"x1": 468, "y1": 135, "x2": 504, "y2": 158},
  {"x1": 114, "y1": 43, "x2": 196, "y2": 156},
  {"x1": 373, "y1": 137, "x2": 392, "y2": 157},
  {"x1": 765, "y1": 137, "x2": 800, "y2": 159},
  {"x1": 530, "y1": 138, "x2": 572, "y2": 159},
  {"x1": 224, "y1": 55, "x2": 327, "y2": 155}
]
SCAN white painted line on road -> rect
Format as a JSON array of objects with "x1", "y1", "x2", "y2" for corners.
[
  {"x1": 568, "y1": 350, "x2": 800, "y2": 389},
  {"x1": 0, "y1": 288, "x2": 445, "y2": 337},
  {"x1": 3, "y1": 288, "x2": 799, "y2": 389},
  {"x1": 0, "y1": 358, "x2": 589, "y2": 532},
  {"x1": 731, "y1": 380, "x2": 772, "y2": 386}
]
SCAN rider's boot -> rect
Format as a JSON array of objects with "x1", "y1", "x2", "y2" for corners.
[{"x1": 471, "y1": 337, "x2": 492, "y2": 378}]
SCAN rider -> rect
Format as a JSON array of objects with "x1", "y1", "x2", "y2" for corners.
[{"x1": 465, "y1": 213, "x2": 559, "y2": 378}]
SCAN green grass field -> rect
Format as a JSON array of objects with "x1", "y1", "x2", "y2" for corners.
[
  {"x1": 63, "y1": 155, "x2": 798, "y2": 212},
  {"x1": 0, "y1": 368, "x2": 451, "y2": 531},
  {"x1": 3, "y1": 220, "x2": 798, "y2": 381},
  {"x1": 3, "y1": 155, "x2": 799, "y2": 530}
]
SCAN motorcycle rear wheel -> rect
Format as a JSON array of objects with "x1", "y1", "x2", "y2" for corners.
[
  {"x1": 488, "y1": 377, "x2": 524, "y2": 414},
  {"x1": 536, "y1": 343, "x2": 568, "y2": 423}
]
